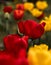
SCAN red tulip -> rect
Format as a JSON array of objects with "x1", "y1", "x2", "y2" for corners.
[
  {"x1": 3, "y1": 6, "x2": 13, "y2": 13},
  {"x1": 18, "y1": 20, "x2": 46, "y2": 39},
  {"x1": 3, "y1": 34, "x2": 28, "y2": 57},
  {"x1": 13, "y1": 10, "x2": 24, "y2": 20},
  {"x1": 18, "y1": 49, "x2": 27, "y2": 58},
  {"x1": 0, "y1": 50, "x2": 29, "y2": 65},
  {"x1": 16, "y1": 4, "x2": 24, "y2": 10},
  {"x1": 0, "y1": 52, "x2": 14, "y2": 65},
  {"x1": 15, "y1": 58, "x2": 29, "y2": 65}
]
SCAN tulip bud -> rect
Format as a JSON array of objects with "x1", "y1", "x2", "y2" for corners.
[{"x1": 4, "y1": 12, "x2": 10, "y2": 19}]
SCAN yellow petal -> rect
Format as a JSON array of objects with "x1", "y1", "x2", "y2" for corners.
[
  {"x1": 24, "y1": 2, "x2": 34, "y2": 11},
  {"x1": 36, "y1": 1, "x2": 48, "y2": 10},
  {"x1": 30, "y1": 8, "x2": 43, "y2": 17}
]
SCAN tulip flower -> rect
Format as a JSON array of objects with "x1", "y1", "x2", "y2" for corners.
[
  {"x1": 18, "y1": 20, "x2": 46, "y2": 39},
  {"x1": 13, "y1": 10, "x2": 24, "y2": 20},
  {"x1": 36, "y1": 1, "x2": 48, "y2": 10},
  {"x1": 3, "y1": 34, "x2": 28, "y2": 57},
  {"x1": 28, "y1": 44, "x2": 51, "y2": 65},
  {"x1": 3, "y1": 6, "x2": 13, "y2": 13},
  {"x1": 24, "y1": 2, "x2": 34, "y2": 11},
  {"x1": 30, "y1": 8, "x2": 44, "y2": 19}
]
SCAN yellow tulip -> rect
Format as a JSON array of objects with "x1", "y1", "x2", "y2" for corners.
[
  {"x1": 24, "y1": 2, "x2": 34, "y2": 11},
  {"x1": 40, "y1": 15, "x2": 51, "y2": 31},
  {"x1": 36, "y1": 1, "x2": 48, "y2": 10},
  {"x1": 30, "y1": 8, "x2": 43, "y2": 17},
  {"x1": 28, "y1": 47, "x2": 38, "y2": 65},
  {"x1": 28, "y1": 44, "x2": 51, "y2": 65},
  {"x1": 34, "y1": 44, "x2": 48, "y2": 50}
]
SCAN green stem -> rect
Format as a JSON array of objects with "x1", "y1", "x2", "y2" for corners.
[{"x1": 6, "y1": 19, "x2": 9, "y2": 34}]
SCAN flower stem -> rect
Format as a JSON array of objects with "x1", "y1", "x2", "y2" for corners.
[{"x1": 6, "y1": 19, "x2": 9, "y2": 34}]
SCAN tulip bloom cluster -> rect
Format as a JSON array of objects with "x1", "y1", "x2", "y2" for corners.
[
  {"x1": 3, "y1": 5, "x2": 24, "y2": 20},
  {"x1": 24, "y1": 1, "x2": 48, "y2": 19},
  {"x1": 3, "y1": 1, "x2": 48, "y2": 20},
  {"x1": 2, "y1": 3, "x2": 46, "y2": 40},
  {"x1": 0, "y1": 1, "x2": 51, "y2": 65},
  {"x1": 0, "y1": 34, "x2": 51, "y2": 65}
]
